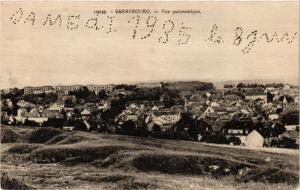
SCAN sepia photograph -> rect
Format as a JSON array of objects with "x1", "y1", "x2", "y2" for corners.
[{"x1": 0, "y1": 1, "x2": 299, "y2": 190}]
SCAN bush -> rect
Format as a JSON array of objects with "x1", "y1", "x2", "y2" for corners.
[
  {"x1": 228, "y1": 136, "x2": 241, "y2": 145},
  {"x1": 24, "y1": 128, "x2": 63, "y2": 143},
  {"x1": 174, "y1": 131, "x2": 193, "y2": 141},
  {"x1": 30, "y1": 145, "x2": 133, "y2": 164},
  {"x1": 73, "y1": 121, "x2": 88, "y2": 131},
  {"x1": 279, "y1": 137, "x2": 298, "y2": 149},
  {"x1": 97, "y1": 124, "x2": 116, "y2": 134},
  {"x1": 23, "y1": 120, "x2": 40, "y2": 127},
  {"x1": 43, "y1": 118, "x2": 65, "y2": 128},
  {"x1": 45, "y1": 133, "x2": 70, "y2": 144},
  {"x1": 151, "y1": 131, "x2": 174, "y2": 140},
  {"x1": 1, "y1": 128, "x2": 21, "y2": 143},
  {"x1": 237, "y1": 168, "x2": 298, "y2": 184},
  {"x1": 201, "y1": 131, "x2": 230, "y2": 144},
  {"x1": 118, "y1": 121, "x2": 149, "y2": 137},
  {"x1": 56, "y1": 134, "x2": 91, "y2": 145},
  {"x1": 1, "y1": 172, "x2": 32, "y2": 190},
  {"x1": 7, "y1": 144, "x2": 42, "y2": 154},
  {"x1": 132, "y1": 153, "x2": 245, "y2": 177}
]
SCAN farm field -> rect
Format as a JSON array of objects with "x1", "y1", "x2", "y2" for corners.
[{"x1": 1, "y1": 126, "x2": 299, "y2": 190}]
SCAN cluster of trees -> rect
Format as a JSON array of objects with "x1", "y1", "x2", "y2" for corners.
[
  {"x1": 224, "y1": 83, "x2": 285, "y2": 89},
  {"x1": 24, "y1": 93, "x2": 57, "y2": 105},
  {"x1": 164, "y1": 81, "x2": 214, "y2": 91},
  {"x1": 1, "y1": 88, "x2": 24, "y2": 116},
  {"x1": 265, "y1": 83, "x2": 285, "y2": 88},
  {"x1": 224, "y1": 89, "x2": 245, "y2": 99},
  {"x1": 1, "y1": 99, "x2": 19, "y2": 116},
  {"x1": 224, "y1": 84, "x2": 235, "y2": 88},
  {"x1": 1, "y1": 88, "x2": 24, "y2": 99},
  {"x1": 236, "y1": 83, "x2": 265, "y2": 88},
  {"x1": 129, "y1": 88, "x2": 162, "y2": 102},
  {"x1": 114, "y1": 84, "x2": 136, "y2": 90},
  {"x1": 69, "y1": 87, "x2": 108, "y2": 103},
  {"x1": 270, "y1": 137, "x2": 299, "y2": 149}
]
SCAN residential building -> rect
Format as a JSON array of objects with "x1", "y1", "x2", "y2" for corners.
[
  {"x1": 17, "y1": 100, "x2": 32, "y2": 108},
  {"x1": 86, "y1": 84, "x2": 114, "y2": 94},
  {"x1": 137, "y1": 82, "x2": 162, "y2": 88},
  {"x1": 245, "y1": 130, "x2": 264, "y2": 147},
  {"x1": 55, "y1": 85, "x2": 83, "y2": 94},
  {"x1": 245, "y1": 90, "x2": 267, "y2": 102},
  {"x1": 285, "y1": 124, "x2": 299, "y2": 131},
  {"x1": 24, "y1": 86, "x2": 55, "y2": 95},
  {"x1": 268, "y1": 113, "x2": 279, "y2": 121},
  {"x1": 48, "y1": 103, "x2": 64, "y2": 111}
]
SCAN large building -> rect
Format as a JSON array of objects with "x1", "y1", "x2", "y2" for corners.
[
  {"x1": 55, "y1": 85, "x2": 83, "y2": 94},
  {"x1": 86, "y1": 84, "x2": 114, "y2": 94},
  {"x1": 24, "y1": 86, "x2": 55, "y2": 95},
  {"x1": 136, "y1": 82, "x2": 162, "y2": 88}
]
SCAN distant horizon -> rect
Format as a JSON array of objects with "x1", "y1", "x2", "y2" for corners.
[{"x1": 1, "y1": 77, "x2": 298, "y2": 90}]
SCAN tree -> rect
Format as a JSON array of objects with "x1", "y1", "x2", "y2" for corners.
[
  {"x1": 69, "y1": 86, "x2": 90, "y2": 100},
  {"x1": 120, "y1": 120, "x2": 136, "y2": 135},
  {"x1": 228, "y1": 136, "x2": 241, "y2": 145},
  {"x1": 73, "y1": 120, "x2": 88, "y2": 131},
  {"x1": 85, "y1": 94, "x2": 98, "y2": 103},
  {"x1": 201, "y1": 131, "x2": 230, "y2": 144},
  {"x1": 188, "y1": 123, "x2": 199, "y2": 141},
  {"x1": 23, "y1": 120, "x2": 40, "y2": 127},
  {"x1": 272, "y1": 123, "x2": 286, "y2": 135},
  {"x1": 280, "y1": 137, "x2": 297, "y2": 149},
  {"x1": 64, "y1": 99, "x2": 75, "y2": 107},
  {"x1": 267, "y1": 91, "x2": 274, "y2": 103},
  {"x1": 98, "y1": 90, "x2": 108, "y2": 99},
  {"x1": 152, "y1": 124, "x2": 161, "y2": 132},
  {"x1": 115, "y1": 84, "x2": 136, "y2": 90},
  {"x1": 175, "y1": 113, "x2": 194, "y2": 132},
  {"x1": 224, "y1": 84, "x2": 234, "y2": 88},
  {"x1": 43, "y1": 118, "x2": 65, "y2": 128},
  {"x1": 109, "y1": 97, "x2": 127, "y2": 118},
  {"x1": 11, "y1": 98, "x2": 19, "y2": 116},
  {"x1": 236, "y1": 83, "x2": 245, "y2": 88}
]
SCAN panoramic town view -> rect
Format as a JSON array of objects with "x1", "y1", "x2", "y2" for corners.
[
  {"x1": 1, "y1": 1, "x2": 299, "y2": 190},
  {"x1": 1, "y1": 81, "x2": 299, "y2": 189}
]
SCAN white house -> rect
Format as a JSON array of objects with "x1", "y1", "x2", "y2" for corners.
[
  {"x1": 17, "y1": 100, "x2": 31, "y2": 108},
  {"x1": 245, "y1": 130, "x2": 264, "y2": 147},
  {"x1": 63, "y1": 126, "x2": 75, "y2": 131},
  {"x1": 14, "y1": 108, "x2": 27, "y2": 124},
  {"x1": 28, "y1": 117, "x2": 48, "y2": 125},
  {"x1": 268, "y1": 113, "x2": 279, "y2": 121},
  {"x1": 48, "y1": 103, "x2": 64, "y2": 111},
  {"x1": 98, "y1": 101, "x2": 109, "y2": 110},
  {"x1": 245, "y1": 95, "x2": 267, "y2": 102},
  {"x1": 155, "y1": 113, "x2": 180, "y2": 124},
  {"x1": 81, "y1": 109, "x2": 91, "y2": 116},
  {"x1": 210, "y1": 102, "x2": 220, "y2": 107},
  {"x1": 200, "y1": 106, "x2": 215, "y2": 118},
  {"x1": 285, "y1": 125, "x2": 298, "y2": 131}
]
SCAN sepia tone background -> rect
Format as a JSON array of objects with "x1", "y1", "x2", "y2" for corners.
[{"x1": 1, "y1": 2, "x2": 299, "y2": 89}]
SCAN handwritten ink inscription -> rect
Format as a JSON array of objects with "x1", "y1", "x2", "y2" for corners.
[{"x1": 9, "y1": 8, "x2": 298, "y2": 54}]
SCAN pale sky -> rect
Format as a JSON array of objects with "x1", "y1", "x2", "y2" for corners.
[{"x1": 1, "y1": 2, "x2": 299, "y2": 89}]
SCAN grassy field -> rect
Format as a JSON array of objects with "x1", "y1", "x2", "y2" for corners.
[{"x1": 1, "y1": 126, "x2": 299, "y2": 190}]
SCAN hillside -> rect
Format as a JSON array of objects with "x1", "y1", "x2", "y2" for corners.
[{"x1": 1, "y1": 127, "x2": 299, "y2": 190}]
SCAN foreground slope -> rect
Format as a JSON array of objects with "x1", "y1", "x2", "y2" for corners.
[{"x1": 1, "y1": 127, "x2": 299, "y2": 190}]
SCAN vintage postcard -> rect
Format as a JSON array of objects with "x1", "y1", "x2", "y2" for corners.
[{"x1": 0, "y1": 1, "x2": 299, "y2": 190}]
